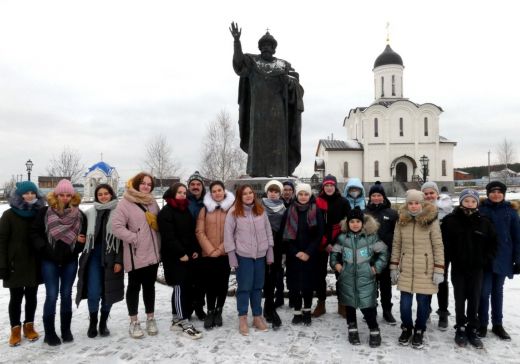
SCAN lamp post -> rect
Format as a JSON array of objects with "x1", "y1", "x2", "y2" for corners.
[
  {"x1": 25, "y1": 159, "x2": 34, "y2": 181},
  {"x1": 419, "y1": 155, "x2": 429, "y2": 183}
]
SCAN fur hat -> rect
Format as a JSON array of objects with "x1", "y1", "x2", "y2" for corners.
[
  {"x1": 295, "y1": 183, "x2": 312, "y2": 195},
  {"x1": 405, "y1": 189, "x2": 424, "y2": 203},
  {"x1": 347, "y1": 207, "x2": 364, "y2": 222},
  {"x1": 15, "y1": 181, "x2": 38, "y2": 196},
  {"x1": 322, "y1": 174, "x2": 337, "y2": 186},
  {"x1": 368, "y1": 181, "x2": 386, "y2": 198},
  {"x1": 187, "y1": 171, "x2": 204, "y2": 185},
  {"x1": 486, "y1": 181, "x2": 507, "y2": 195},
  {"x1": 421, "y1": 181, "x2": 439, "y2": 194},
  {"x1": 265, "y1": 180, "x2": 283, "y2": 193},
  {"x1": 54, "y1": 179, "x2": 75, "y2": 195},
  {"x1": 459, "y1": 189, "x2": 480, "y2": 206}
]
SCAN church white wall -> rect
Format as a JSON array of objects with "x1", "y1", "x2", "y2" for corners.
[
  {"x1": 321, "y1": 150, "x2": 363, "y2": 183},
  {"x1": 373, "y1": 64, "x2": 404, "y2": 99}
]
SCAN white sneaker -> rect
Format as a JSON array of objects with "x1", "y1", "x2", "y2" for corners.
[
  {"x1": 129, "y1": 321, "x2": 144, "y2": 339},
  {"x1": 170, "y1": 319, "x2": 202, "y2": 339},
  {"x1": 146, "y1": 318, "x2": 158, "y2": 336}
]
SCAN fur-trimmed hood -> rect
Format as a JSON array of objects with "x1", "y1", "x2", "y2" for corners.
[
  {"x1": 340, "y1": 213, "x2": 379, "y2": 235},
  {"x1": 480, "y1": 197, "x2": 520, "y2": 212},
  {"x1": 203, "y1": 190, "x2": 235, "y2": 213},
  {"x1": 398, "y1": 200, "x2": 438, "y2": 226}
]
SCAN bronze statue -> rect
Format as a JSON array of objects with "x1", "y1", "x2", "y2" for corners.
[{"x1": 230, "y1": 22, "x2": 304, "y2": 177}]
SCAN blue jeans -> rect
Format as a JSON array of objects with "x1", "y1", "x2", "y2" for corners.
[
  {"x1": 41, "y1": 259, "x2": 78, "y2": 317},
  {"x1": 479, "y1": 271, "x2": 506, "y2": 326},
  {"x1": 400, "y1": 291, "x2": 431, "y2": 331},
  {"x1": 236, "y1": 256, "x2": 265, "y2": 316},
  {"x1": 87, "y1": 244, "x2": 112, "y2": 313}
]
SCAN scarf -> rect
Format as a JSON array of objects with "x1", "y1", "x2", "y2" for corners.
[
  {"x1": 165, "y1": 198, "x2": 189, "y2": 211},
  {"x1": 83, "y1": 199, "x2": 121, "y2": 254},
  {"x1": 46, "y1": 206, "x2": 81, "y2": 248},
  {"x1": 9, "y1": 193, "x2": 45, "y2": 218},
  {"x1": 407, "y1": 209, "x2": 422, "y2": 217},
  {"x1": 262, "y1": 198, "x2": 286, "y2": 232},
  {"x1": 283, "y1": 200, "x2": 317, "y2": 240},
  {"x1": 123, "y1": 182, "x2": 156, "y2": 205}
]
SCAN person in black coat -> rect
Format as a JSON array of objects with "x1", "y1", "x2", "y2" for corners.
[
  {"x1": 158, "y1": 183, "x2": 202, "y2": 339},
  {"x1": 314, "y1": 174, "x2": 350, "y2": 318},
  {"x1": 31, "y1": 179, "x2": 86, "y2": 346},
  {"x1": 365, "y1": 182, "x2": 398, "y2": 324},
  {"x1": 442, "y1": 189, "x2": 497, "y2": 349},
  {"x1": 280, "y1": 183, "x2": 324, "y2": 326},
  {"x1": 75, "y1": 184, "x2": 124, "y2": 339},
  {"x1": 0, "y1": 181, "x2": 45, "y2": 346}
]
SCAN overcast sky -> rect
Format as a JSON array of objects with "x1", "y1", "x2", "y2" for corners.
[{"x1": 1, "y1": 0, "x2": 518, "y2": 184}]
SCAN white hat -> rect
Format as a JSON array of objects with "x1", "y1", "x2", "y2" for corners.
[
  {"x1": 264, "y1": 180, "x2": 283, "y2": 193},
  {"x1": 295, "y1": 183, "x2": 312, "y2": 195}
]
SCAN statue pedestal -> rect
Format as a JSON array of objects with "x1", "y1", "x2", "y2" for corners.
[{"x1": 225, "y1": 176, "x2": 298, "y2": 196}]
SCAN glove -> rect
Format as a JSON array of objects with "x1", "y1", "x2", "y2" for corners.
[
  {"x1": 390, "y1": 269, "x2": 399, "y2": 285},
  {"x1": 513, "y1": 263, "x2": 520, "y2": 275},
  {"x1": 433, "y1": 272, "x2": 444, "y2": 285}
]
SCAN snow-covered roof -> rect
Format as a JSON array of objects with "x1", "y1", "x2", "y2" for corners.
[
  {"x1": 316, "y1": 139, "x2": 363, "y2": 155},
  {"x1": 84, "y1": 161, "x2": 116, "y2": 177},
  {"x1": 439, "y1": 135, "x2": 457, "y2": 144}
]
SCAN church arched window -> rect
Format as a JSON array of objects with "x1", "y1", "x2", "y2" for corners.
[
  {"x1": 374, "y1": 118, "x2": 378, "y2": 137},
  {"x1": 381, "y1": 76, "x2": 384, "y2": 97},
  {"x1": 442, "y1": 160, "x2": 447, "y2": 176},
  {"x1": 399, "y1": 117, "x2": 404, "y2": 136},
  {"x1": 374, "y1": 161, "x2": 379, "y2": 177},
  {"x1": 424, "y1": 117, "x2": 428, "y2": 136},
  {"x1": 392, "y1": 75, "x2": 396, "y2": 96},
  {"x1": 343, "y1": 162, "x2": 349, "y2": 178}
]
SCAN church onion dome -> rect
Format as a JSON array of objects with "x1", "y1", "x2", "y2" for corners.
[{"x1": 373, "y1": 44, "x2": 403, "y2": 68}]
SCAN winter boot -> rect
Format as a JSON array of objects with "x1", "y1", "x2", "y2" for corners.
[
  {"x1": 411, "y1": 328, "x2": 424, "y2": 349},
  {"x1": 454, "y1": 326, "x2": 467, "y2": 347},
  {"x1": 60, "y1": 312, "x2": 73, "y2": 343},
  {"x1": 467, "y1": 328, "x2": 484, "y2": 349},
  {"x1": 369, "y1": 328, "x2": 382, "y2": 348},
  {"x1": 477, "y1": 325, "x2": 487, "y2": 338},
  {"x1": 263, "y1": 304, "x2": 274, "y2": 323},
  {"x1": 292, "y1": 311, "x2": 303, "y2": 325},
  {"x1": 87, "y1": 312, "x2": 98, "y2": 338},
  {"x1": 204, "y1": 309, "x2": 215, "y2": 330},
  {"x1": 214, "y1": 307, "x2": 223, "y2": 327},
  {"x1": 43, "y1": 315, "x2": 61, "y2": 346},
  {"x1": 194, "y1": 306, "x2": 207, "y2": 321},
  {"x1": 398, "y1": 325, "x2": 413, "y2": 346},
  {"x1": 302, "y1": 309, "x2": 312, "y2": 326},
  {"x1": 271, "y1": 309, "x2": 282, "y2": 330},
  {"x1": 338, "y1": 303, "x2": 347, "y2": 318},
  {"x1": 239, "y1": 315, "x2": 249, "y2": 336},
  {"x1": 347, "y1": 323, "x2": 361, "y2": 345},
  {"x1": 22, "y1": 322, "x2": 40, "y2": 342},
  {"x1": 382, "y1": 310, "x2": 397, "y2": 325},
  {"x1": 312, "y1": 300, "x2": 326, "y2": 318},
  {"x1": 9, "y1": 326, "x2": 21, "y2": 347},
  {"x1": 438, "y1": 311, "x2": 449, "y2": 331},
  {"x1": 492, "y1": 324, "x2": 511, "y2": 341},
  {"x1": 252, "y1": 316, "x2": 268, "y2": 332},
  {"x1": 99, "y1": 310, "x2": 111, "y2": 337}
]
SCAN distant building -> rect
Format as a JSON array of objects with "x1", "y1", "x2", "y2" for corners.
[
  {"x1": 454, "y1": 170, "x2": 473, "y2": 180},
  {"x1": 83, "y1": 161, "x2": 119, "y2": 201},
  {"x1": 38, "y1": 176, "x2": 71, "y2": 189},
  {"x1": 315, "y1": 42, "x2": 456, "y2": 196}
]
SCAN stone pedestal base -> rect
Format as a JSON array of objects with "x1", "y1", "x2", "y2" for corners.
[{"x1": 225, "y1": 176, "x2": 298, "y2": 196}]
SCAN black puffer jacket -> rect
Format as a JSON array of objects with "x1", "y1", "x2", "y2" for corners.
[
  {"x1": 365, "y1": 198, "x2": 398, "y2": 254},
  {"x1": 441, "y1": 207, "x2": 497, "y2": 272}
]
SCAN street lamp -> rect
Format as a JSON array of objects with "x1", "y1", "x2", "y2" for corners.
[
  {"x1": 25, "y1": 159, "x2": 34, "y2": 181},
  {"x1": 419, "y1": 155, "x2": 429, "y2": 183}
]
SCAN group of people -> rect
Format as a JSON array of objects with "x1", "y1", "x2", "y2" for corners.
[{"x1": 0, "y1": 171, "x2": 519, "y2": 351}]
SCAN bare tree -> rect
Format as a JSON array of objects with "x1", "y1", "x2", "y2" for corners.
[
  {"x1": 144, "y1": 135, "x2": 181, "y2": 192},
  {"x1": 46, "y1": 147, "x2": 84, "y2": 183},
  {"x1": 200, "y1": 110, "x2": 246, "y2": 181},
  {"x1": 1, "y1": 176, "x2": 17, "y2": 200},
  {"x1": 496, "y1": 138, "x2": 516, "y2": 185}
]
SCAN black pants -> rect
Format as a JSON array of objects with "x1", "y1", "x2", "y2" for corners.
[
  {"x1": 191, "y1": 258, "x2": 206, "y2": 311},
  {"x1": 377, "y1": 266, "x2": 393, "y2": 311},
  {"x1": 451, "y1": 269, "x2": 483, "y2": 330},
  {"x1": 264, "y1": 244, "x2": 283, "y2": 308},
  {"x1": 9, "y1": 286, "x2": 38, "y2": 327},
  {"x1": 289, "y1": 290, "x2": 313, "y2": 311},
  {"x1": 126, "y1": 264, "x2": 158, "y2": 316},
  {"x1": 346, "y1": 305, "x2": 379, "y2": 330},
  {"x1": 315, "y1": 250, "x2": 329, "y2": 302},
  {"x1": 205, "y1": 256, "x2": 231, "y2": 310}
]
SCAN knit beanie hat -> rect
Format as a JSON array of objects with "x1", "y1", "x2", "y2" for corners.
[
  {"x1": 459, "y1": 189, "x2": 480, "y2": 206},
  {"x1": 15, "y1": 181, "x2": 38, "y2": 196},
  {"x1": 295, "y1": 183, "x2": 312, "y2": 195},
  {"x1": 347, "y1": 207, "x2": 364, "y2": 223},
  {"x1": 421, "y1": 181, "x2": 439, "y2": 194},
  {"x1": 54, "y1": 179, "x2": 75, "y2": 195},
  {"x1": 265, "y1": 179, "x2": 283, "y2": 193},
  {"x1": 368, "y1": 181, "x2": 386, "y2": 198},
  {"x1": 486, "y1": 181, "x2": 507, "y2": 195},
  {"x1": 187, "y1": 170, "x2": 204, "y2": 185},
  {"x1": 322, "y1": 174, "x2": 337, "y2": 186},
  {"x1": 405, "y1": 189, "x2": 424, "y2": 203},
  {"x1": 282, "y1": 180, "x2": 295, "y2": 191}
]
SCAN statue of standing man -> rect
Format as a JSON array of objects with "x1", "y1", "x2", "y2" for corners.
[{"x1": 230, "y1": 22, "x2": 304, "y2": 177}]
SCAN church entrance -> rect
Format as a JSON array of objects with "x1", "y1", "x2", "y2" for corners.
[{"x1": 396, "y1": 162, "x2": 407, "y2": 182}]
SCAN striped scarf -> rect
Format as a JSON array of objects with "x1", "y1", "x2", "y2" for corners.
[
  {"x1": 46, "y1": 206, "x2": 81, "y2": 247},
  {"x1": 283, "y1": 200, "x2": 317, "y2": 240}
]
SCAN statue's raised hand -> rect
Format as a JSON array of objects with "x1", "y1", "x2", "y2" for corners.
[{"x1": 229, "y1": 22, "x2": 241, "y2": 41}]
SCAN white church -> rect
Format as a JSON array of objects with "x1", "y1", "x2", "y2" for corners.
[
  {"x1": 82, "y1": 160, "x2": 120, "y2": 201},
  {"x1": 315, "y1": 43, "x2": 456, "y2": 196}
]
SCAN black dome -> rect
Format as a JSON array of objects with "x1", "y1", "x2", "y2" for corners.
[{"x1": 373, "y1": 44, "x2": 403, "y2": 68}]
